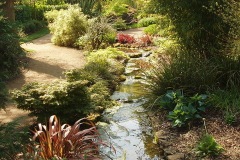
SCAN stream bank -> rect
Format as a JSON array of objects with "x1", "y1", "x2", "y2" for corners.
[{"x1": 97, "y1": 48, "x2": 163, "y2": 160}]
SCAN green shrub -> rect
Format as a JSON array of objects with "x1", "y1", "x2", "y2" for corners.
[
  {"x1": 15, "y1": 4, "x2": 69, "y2": 22},
  {"x1": 65, "y1": 64, "x2": 116, "y2": 107},
  {"x1": 77, "y1": 0, "x2": 102, "y2": 16},
  {"x1": 0, "y1": 82, "x2": 7, "y2": 109},
  {"x1": 144, "y1": 24, "x2": 159, "y2": 35},
  {"x1": 196, "y1": 134, "x2": 224, "y2": 157},
  {"x1": 112, "y1": 18, "x2": 127, "y2": 30},
  {"x1": 66, "y1": 47, "x2": 128, "y2": 91},
  {"x1": 34, "y1": 4, "x2": 69, "y2": 21},
  {"x1": 15, "y1": 4, "x2": 33, "y2": 22},
  {"x1": 89, "y1": 80, "x2": 113, "y2": 108},
  {"x1": 19, "y1": 20, "x2": 45, "y2": 34},
  {"x1": 47, "y1": 5, "x2": 88, "y2": 47},
  {"x1": 0, "y1": 119, "x2": 29, "y2": 160},
  {"x1": 0, "y1": 16, "x2": 25, "y2": 81},
  {"x1": 151, "y1": 0, "x2": 239, "y2": 58},
  {"x1": 12, "y1": 80, "x2": 92, "y2": 123},
  {"x1": 87, "y1": 47, "x2": 129, "y2": 63},
  {"x1": 137, "y1": 17, "x2": 158, "y2": 27},
  {"x1": 157, "y1": 90, "x2": 208, "y2": 127},
  {"x1": 105, "y1": 3, "x2": 129, "y2": 16},
  {"x1": 143, "y1": 15, "x2": 174, "y2": 37},
  {"x1": 75, "y1": 17, "x2": 116, "y2": 50},
  {"x1": 104, "y1": 0, "x2": 137, "y2": 26},
  {"x1": 86, "y1": 47, "x2": 128, "y2": 80},
  {"x1": 44, "y1": 9, "x2": 59, "y2": 23}
]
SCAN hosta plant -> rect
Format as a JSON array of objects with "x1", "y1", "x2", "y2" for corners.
[
  {"x1": 157, "y1": 90, "x2": 208, "y2": 127},
  {"x1": 27, "y1": 115, "x2": 111, "y2": 160}
]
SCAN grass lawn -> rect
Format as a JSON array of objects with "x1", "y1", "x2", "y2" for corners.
[{"x1": 20, "y1": 27, "x2": 50, "y2": 43}]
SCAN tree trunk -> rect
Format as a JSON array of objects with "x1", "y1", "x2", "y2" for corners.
[{"x1": 3, "y1": 0, "x2": 15, "y2": 21}]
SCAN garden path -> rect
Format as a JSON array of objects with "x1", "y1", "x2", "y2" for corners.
[
  {"x1": 1, "y1": 34, "x2": 86, "y2": 124},
  {"x1": 0, "y1": 28, "x2": 145, "y2": 124}
]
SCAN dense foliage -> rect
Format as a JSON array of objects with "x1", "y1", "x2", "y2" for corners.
[
  {"x1": 75, "y1": 17, "x2": 116, "y2": 50},
  {"x1": 0, "y1": 16, "x2": 25, "y2": 81},
  {"x1": 103, "y1": 0, "x2": 137, "y2": 30},
  {"x1": 0, "y1": 119, "x2": 29, "y2": 159},
  {"x1": 12, "y1": 81, "x2": 91, "y2": 123},
  {"x1": 67, "y1": 0, "x2": 102, "y2": 16},
  {"x1": 150, "y1": 0, "x2": 240, "y2": 58},
  {"x1": 0, "y1": 11, "x2": 26, "y2": 109},
  {"x1": 15, "y1": 3, "x2": 69, "y2": 21},
  {"x1": 157, "y1": 90, "x2": 208, "y2": 127},
  {"x1": 46, "y1": 5, "x2": 88, "y2": 47},
  {"x1": 0, "y1": 82, "x2": 7, "y2": 109},
  {"x1": 137, "y1": 16, "x2": 158, "y2": 27}
]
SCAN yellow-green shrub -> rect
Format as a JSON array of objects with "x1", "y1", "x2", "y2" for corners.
[
  {"x1": 12, "y1": 80, "x2": 91, "y2": 123},
  {"x1": 47, "y1": 5, "x2": 88, "y2": 47}
]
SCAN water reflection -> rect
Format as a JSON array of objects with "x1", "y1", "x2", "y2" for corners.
[{"x1": 98, "y1": 56, "x2": 161, "y2": 160}]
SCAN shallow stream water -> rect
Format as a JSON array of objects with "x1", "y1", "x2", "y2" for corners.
[{"x1": 98, "y1": 50, "x2": 161, "y2": 160}]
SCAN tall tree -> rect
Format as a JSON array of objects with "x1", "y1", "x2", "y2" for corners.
[{"x1": 2, "y1": 0, "x2": 15, "y2": 21}]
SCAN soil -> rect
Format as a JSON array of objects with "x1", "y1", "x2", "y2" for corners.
[{"x1": 150, "y1": 110, "x2": 240, "y2": 160}]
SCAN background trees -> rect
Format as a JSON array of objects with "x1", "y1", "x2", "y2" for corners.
[
  {"x1": 1, "y1": 0, "x2": 15, "y2": 21},
  {"x1": 150, "y1": 0, "x2": 239, "y2": 58}
]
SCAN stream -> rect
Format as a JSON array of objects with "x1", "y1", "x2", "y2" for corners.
[{"x1": 98, "y1": 49, "x2": 162, "y2": 160}]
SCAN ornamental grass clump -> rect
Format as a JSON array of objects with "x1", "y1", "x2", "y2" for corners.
[{"x1": 27, "y1": 115, "x2": 110, "y2": 160}]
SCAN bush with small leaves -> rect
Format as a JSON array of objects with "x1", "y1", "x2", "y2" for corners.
[
  {"x1": 0, "y1": 15, "x2": 25, "y2": 81},
  {"x1": 12, "y1": 80, "x2": 92, "y2": 124},
  {"x1": 112, "y1": 18, "x2": 127, "y2": 30},
  {"x1": 0, "y1": 120, "x2": 29, "y2": 160},
  {"x1": 137, "y1": 17, "x2": 158, "y2": 27},
  {"x1": 44, "y1": 9, "x2": 59, "y2": 23},
  {"x1": 47, "y1": 5, "x2": 88, "y2": 47},
  {"x1": 144, "y1": 24, "x2": 159, "y2": 35}
]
